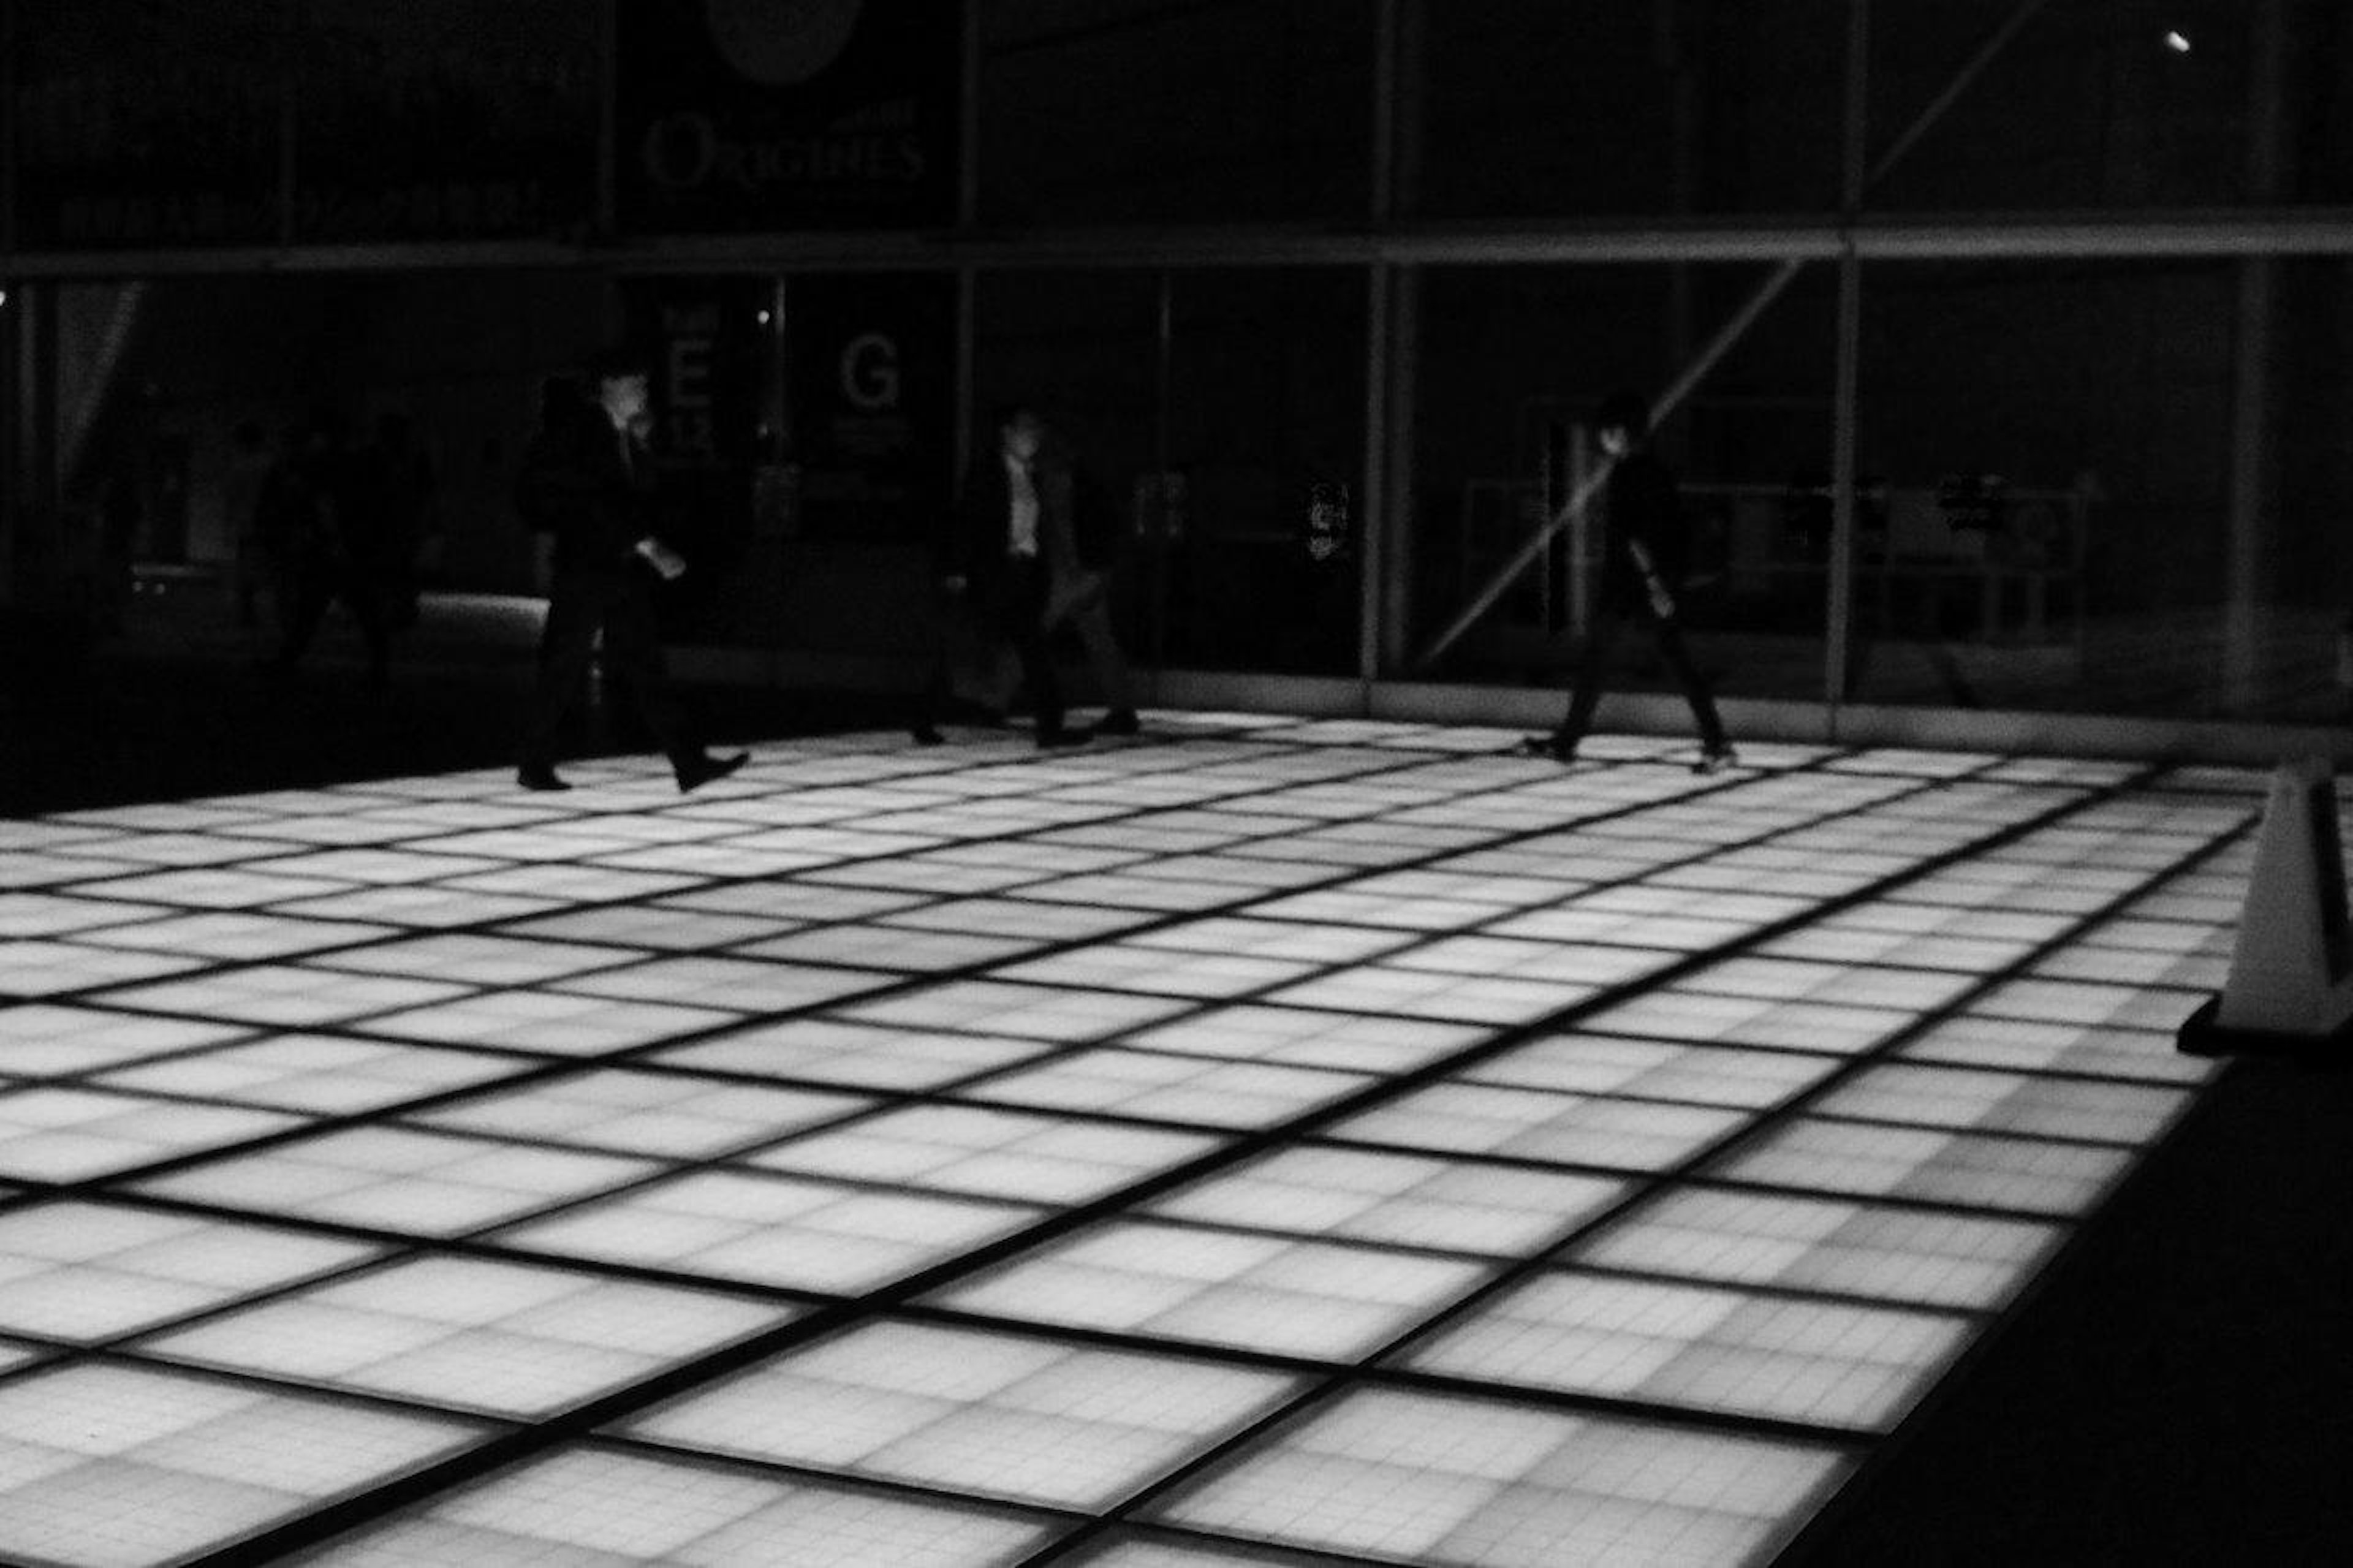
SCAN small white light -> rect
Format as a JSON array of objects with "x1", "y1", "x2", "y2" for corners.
[
  {"x1": 755, "y1": 309, "x2": 773, "y2": 326},
  {"x1": 2163, "y1": 29, "x2": 2191, "y2": 52}
]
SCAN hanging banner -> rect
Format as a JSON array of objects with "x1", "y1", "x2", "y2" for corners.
[
  {"x1": 10, "y1": 0, "x2": 282, "y2": 249},
  {"x1": 786, "y1": 273, "x2": 954, "y2": 542},
  {"x1": 293, "y1": 0, "x2": 599, "y2": 243},
  {"x1": 614, "y1": 0, "x2": 961, "y2": 235}
]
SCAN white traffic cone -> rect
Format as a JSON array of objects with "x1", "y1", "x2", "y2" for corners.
[{"x1": 2178, "y1": 756, "x2": 2353, "y2": 1056}]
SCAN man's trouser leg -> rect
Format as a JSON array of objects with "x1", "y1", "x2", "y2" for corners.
[
  {"x1": 1069, "y1": 589, "x2": 1135, "y2": 712},
  {"x1": 998, "y1": 560, "x2": 1064, "y2": 735},
  {"x1": 601, "y1": 572, "x2": 697, "y2": 768},
  {"x1": 1653, "y1": 618, "x2": 1729, "y2": 752},
  {"x1": 272, "y1": 572, "x2": 331, "y2": 667},
  {"x1": 1555, "y1": 607, "x2": 1625, "y2": 748},
  {"x1": 521, "y1": 572, "x2": 605, "y2": 768}
]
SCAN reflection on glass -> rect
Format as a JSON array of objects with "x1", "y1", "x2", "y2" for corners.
[
  {"x1": 1852, "y1": 259, "x2": 2243, "y2": 717},
  {"x1": 1412, "y1": 263, "x2": 1836, "y2": 703}
]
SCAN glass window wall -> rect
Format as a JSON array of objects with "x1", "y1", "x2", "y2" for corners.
[
  {"x1": 2243, "y1": 256, "x2": 2353, "y2": 723},
  {"x1": 1865, "y1": 0, "x2": 2254, "y2": 211},
  {"x1": 2277, "y1": 0, "x2": 2353, "y2": 204},
  {"x1": 1160, "y1": 269, "x2": 1367, "y2": 676},
  {"x1": 970, "y1": 267, "x2": 1368, "y2": 686},
  {"x1": 1407, "y1": 262, "x2": 1836, "y2": 708},
  {"x1": 1411, "y1": 0, "x2": 1847, "y2": 219},
  {"x1": 1849, "y1": 259, "x2": 2240, "y2": 717},
  {"x1": 7, "y1": 1, "x2": 2352, "y2": 748}
]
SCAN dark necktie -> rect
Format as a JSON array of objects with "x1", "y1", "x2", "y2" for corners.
[{"x1": 1040, "y1": 464, "x2": 1078, "y2": 567}]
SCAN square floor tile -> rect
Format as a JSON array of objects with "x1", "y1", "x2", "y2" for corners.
[
  {"x1": 1146, "y1": 1387, "x2": 1851, "y2": 1567},
  {"x1": 303, "y1": 1445, "x2": 1055, "y2": 1566},
  {"x1": 626, "y1": 1320, "x2": 1302, "y2": 1509},
  {"x1": 141, "y1": 1254, "x2": 794, "y2": 1418},
  {"x1": 0, "y1": 1362, "x2": 486, "y2": 1567},
  {"x1": 927, "y1": 1218, "x2": 1490, "y2": 1361}
]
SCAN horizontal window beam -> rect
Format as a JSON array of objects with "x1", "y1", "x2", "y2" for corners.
[{"x1": 8, "y1": 210, "x2": 2353, "y2": 278}]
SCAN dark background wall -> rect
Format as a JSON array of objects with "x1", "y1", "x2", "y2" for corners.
[{"x1": 7, "y1": 0, "x2": 2351, "y2": 706}]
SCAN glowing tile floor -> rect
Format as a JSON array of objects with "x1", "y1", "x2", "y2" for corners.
[{"x1": 0, "y1": 714, "x2": 2261, "y2": 1566}]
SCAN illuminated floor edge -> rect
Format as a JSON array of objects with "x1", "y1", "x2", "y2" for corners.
[{"x1": 0, "y1": 714, "x2": 2264, "y2": 1567}]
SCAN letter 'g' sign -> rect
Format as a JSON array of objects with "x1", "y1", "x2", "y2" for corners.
[{"x1": 840, "y1": 331, "x2": 900, "y2": 411}]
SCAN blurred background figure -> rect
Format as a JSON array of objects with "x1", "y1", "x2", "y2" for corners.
[
  {"x1": 260, "y1": 407, "x2": 393, "y2": 693},
  {"x1": 355, "y1": 410, "x2": 439, "y2": 632},
  {"x1": 222, "y1": 419, "x2": 272, "y2": 629},
  {"x1": 91, "y1": 446, "x2": 142, "y2": 637}
]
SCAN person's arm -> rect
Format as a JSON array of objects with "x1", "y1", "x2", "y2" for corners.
[
  {"x1": 1622, "y1": 457, "x2": 1681, "y2": 618},
  {"x1": 633, "y1": 536, "x2": 688, "y2": 580},
  {"x1": 1626, "y1": 538, "x2": 1678, "y2": 619},
  {"x1": 599, "y1": 431, "x2": 688, "y2": 580}
]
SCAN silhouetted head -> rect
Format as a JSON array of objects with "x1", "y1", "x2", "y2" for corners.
[
  {"x1": 993, "y1": 403, "x2": 1045, "y2": 463},
  {"x1": 586, "y1": 346, "x2": 652, "y2": 431},
  {"x1": 1592, "y1": 390, "x2": 1650, "y2": 457}
]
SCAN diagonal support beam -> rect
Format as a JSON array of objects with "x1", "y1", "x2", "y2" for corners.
[
  {"x1": 1867, "y1": 0, "x2": 2051, "y2": 187},
  {"x1": 1411, "y1": 0, "x2": 2052, "y2": 674}
]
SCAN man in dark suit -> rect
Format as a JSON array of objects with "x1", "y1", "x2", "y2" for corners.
[
  {"x1": 512, "y1": 350, "x2": 748, "y2": 793},
  {"x1": 942, "y1": 404, "x2": 1118, "y2": 749},
  {"x1": 1525, "y1": 390, "x2": 1736, "y2": 774}
]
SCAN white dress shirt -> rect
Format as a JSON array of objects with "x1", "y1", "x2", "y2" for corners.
[{"x1": 1004, "y1": 453, "x2": 1040, "y2": 558}]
